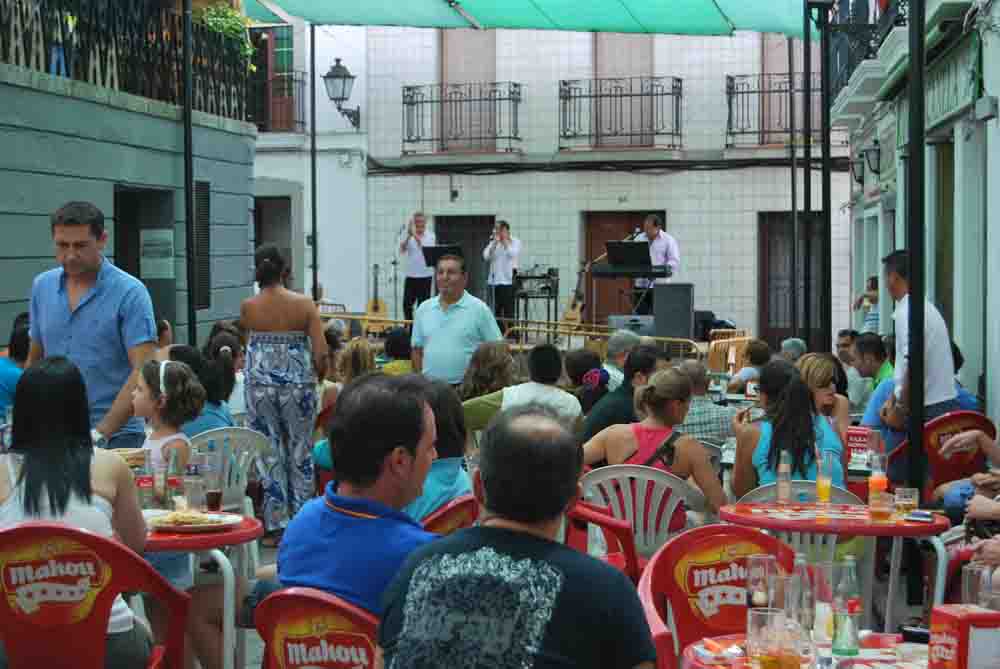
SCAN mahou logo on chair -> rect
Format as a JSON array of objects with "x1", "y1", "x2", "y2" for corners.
[
  {"x1": 0, "y1": 537, "x2": 110, "y2": 626},
  {"x1": 275, "y1": 616, "x2": 375, "y2": 669},
  {"x1": 674, "y1": 538, "x2": 764, "y2": 629}
]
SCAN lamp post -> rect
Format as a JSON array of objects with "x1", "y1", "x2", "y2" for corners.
[{"x1": 309, "y1": 23, "x2": 360, "y2": 302}]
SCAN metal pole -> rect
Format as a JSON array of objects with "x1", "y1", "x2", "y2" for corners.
[
  {"x1": 788, "y1": 39, "x2": 799, "y2": 341},
  {"x1": 802, "y1": 2, "x2": 813, "y2": 346},
  {"x1": 819, "y1": 6, "x2": 833, "y2": 353},
  {"x1": 183, "y1": 0, "x2": 197, "y2": 346},
  {"x1": 310, "y1": 24, "x2": 319, "y2": 301},
  {"x1": 907, "y1": 0, "x2": 927, "y2": 490}
]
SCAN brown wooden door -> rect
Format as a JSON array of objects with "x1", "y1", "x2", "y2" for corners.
[{"x1": 585, "y1": 211, "x2": 658, "y2": 326}]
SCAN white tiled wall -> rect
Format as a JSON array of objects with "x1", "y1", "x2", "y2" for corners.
[{"x1": 360, "y1": 27, "x2": 852, "y2": 343}]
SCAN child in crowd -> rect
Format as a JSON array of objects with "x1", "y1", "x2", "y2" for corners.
[{"x1": 131, "y1": 358, "x2": 206, "y2": 647}]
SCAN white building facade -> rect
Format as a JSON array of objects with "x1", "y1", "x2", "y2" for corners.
[
  {"x1": 832, "y1": 0, "x2": 999, "y2": 415},
  {"x1": 249, "y1": 5, "x2": 853, "y2": 348}
]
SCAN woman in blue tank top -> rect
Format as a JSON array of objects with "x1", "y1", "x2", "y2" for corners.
[{"x1": 731, "y1": 359, "x2": 844, "y2": 499}]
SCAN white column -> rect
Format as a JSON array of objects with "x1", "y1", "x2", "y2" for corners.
[
  {"x1": 877, "y1": 202, "x2": 893, "y2": 335},
  {"x1": 924, "y1": 143, "x2": 938, "y2": 303},
  {"x1": 984, "y1": 0, "x2": 1000, "y2": 417},
  {"x1": 952, "y1": 120, "x2": 986, "y2": 393},
  {"x1": 853, "y1": 216, "x2": 865, "y2": 330},
  {"x1": 885, "y1": 150, "x2": 906, "y2": 333}
]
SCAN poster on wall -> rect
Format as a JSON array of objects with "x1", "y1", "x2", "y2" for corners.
[{"x1": 140, "y1": 229, "x2": 175, "y2": 280}]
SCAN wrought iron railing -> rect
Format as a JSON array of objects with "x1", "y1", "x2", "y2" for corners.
[
  {"x1": 830, "y1": 22, "x2": 880, "y2": 102},
  {"x1": 0, "y1": 0, "x2": 249, "y2": 122},
  {"x1": 878, "y1": 0, "x2": 908, "y2": 46},
  {"x1": 402, "y1": 82, "x2": 522, "y2": 154},
  {"x1": 558, "y1": 76, "x2": 683, "y2": 150},
  {"x1": 726, "y1": 73, "x2": 824, "y2": 147},
  {"x1": 247, "y1": 71, "x2": 306, "y2": 132}
]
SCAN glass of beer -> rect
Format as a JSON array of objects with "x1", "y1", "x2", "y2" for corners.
[
  {"x1": 747, "y1": 608, "x2": 794, "y2": 669},
  {"x1": 747, "y1": 554, "x2": 777, "y2": 610},
  {"x1": 894, "y1": 487, "x2": 919, "y2": 519},
  {"x1": 869, "y1": 491, "x2": 893, "y2": 523}
]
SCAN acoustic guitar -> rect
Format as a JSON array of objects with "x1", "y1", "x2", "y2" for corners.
[
  {"x1": 560, "y1": 263, "x2": 588, "y2": 329},
  {"x1": 364, "y1": 264, "x2": 389, "y2": 335}
]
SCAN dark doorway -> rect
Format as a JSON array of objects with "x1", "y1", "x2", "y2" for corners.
[
  {"x1": 114, "y1": 187, "x2": 176, "y2": 328},
  {"x1": 433, "y1": 215, "x2": 496, "y2": 302},
  {"x1": 758, "y1": 212, "x2": 823, "y2": 351},
  {"x1": 585, "y1": 210, "x2": 664, "y2": 326}
]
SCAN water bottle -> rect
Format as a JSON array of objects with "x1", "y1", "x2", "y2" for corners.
[
  {"x1": 777, "y1": 450, "x2": 792, "y2": 504},
  {"x1": 832, "y1": 556, "x2": 861, "y2": 657},
  {"x1": 793, "y1": 553, "x2": 814, "y2": 633}
]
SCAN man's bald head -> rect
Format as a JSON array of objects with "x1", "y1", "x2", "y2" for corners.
[{"x1": 479, "y1": 406, "x2": 582, "y2": 523}]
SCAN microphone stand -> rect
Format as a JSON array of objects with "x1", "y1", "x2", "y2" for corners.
[{"x1": 390, "y1": 258, "x2": 400, "y2": 321}]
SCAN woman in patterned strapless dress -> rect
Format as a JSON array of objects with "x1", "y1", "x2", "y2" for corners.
[{"x1": 240, "y1": 245, "x2": 328, "y2": 537}]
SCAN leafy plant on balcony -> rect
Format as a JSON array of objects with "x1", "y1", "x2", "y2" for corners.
[{"x1": 194, "y1": 2, "x2": 255, "y2": 67}]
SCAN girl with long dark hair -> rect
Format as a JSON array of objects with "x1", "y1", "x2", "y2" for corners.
[
  {"x1": 0, "y1": 357, "x2": 150, "y2": 666},
  {"x1": 731, "y1": 359, "x2": 844, "y2": 498}
]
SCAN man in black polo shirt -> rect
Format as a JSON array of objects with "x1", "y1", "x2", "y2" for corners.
[
  {"x1": 378, "y1": 406, "x2": 656, "y2": 669},
  {"x1": 581, "y1": 345, "x2": 664, "y2": 442}
]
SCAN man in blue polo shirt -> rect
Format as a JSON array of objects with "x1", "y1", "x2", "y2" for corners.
[
  {"x1": 27, "y1": 202, "x2": 157, "y2": 449},
  {"x1": 411, "y1": 254, "x2": 502, "y2": 385},
  {"x1": 279, "y1": 373, "x2": 438, "y2": 613}
]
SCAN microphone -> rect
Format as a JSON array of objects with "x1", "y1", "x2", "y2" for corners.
[{"x1": 630, "y1": 227, "x2": 642, "y2": 241}]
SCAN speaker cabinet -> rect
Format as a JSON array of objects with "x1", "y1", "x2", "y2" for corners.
[{"x1": 654, "y1": 283, "x2": 694, "y2": 339}]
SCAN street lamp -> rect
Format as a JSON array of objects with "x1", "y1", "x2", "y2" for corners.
[
  {"x1": 323, "y1": 58, "x2": 360, "y2": 129},
  {"x1": 849, "y1": 155, "x2": 865, "y2": 186},
  {"x1": 862, "y1": 139, "x2": 881, "y2": 175}
]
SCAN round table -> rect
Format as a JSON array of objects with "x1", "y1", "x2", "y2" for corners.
[
  {"x1": 720, "y1": 503, "x2": 950, "y2": 632},
  {"x1": 681, "y1": 633, "x2": 923, "y2": 669},
  {"x1": 146, "y1": 516, "x2": 263, "y2": 669}
]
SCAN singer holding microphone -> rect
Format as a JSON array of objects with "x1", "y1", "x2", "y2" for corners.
[
  {"x1": 482, "y1": 220, "x2": 521, "y2": 330},
  {"x1": 633, "y1": 213, "x2": 680, "y2": 315},
  {"x1": 398, "y1": 212, "x2": 436, "y2": 322}
]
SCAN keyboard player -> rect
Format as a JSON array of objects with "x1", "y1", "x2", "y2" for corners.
[{"x1": 633, "y1": 214, "x2": 680, "y2": 314}]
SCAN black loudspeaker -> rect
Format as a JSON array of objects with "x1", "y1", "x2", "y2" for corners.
[{"x1": 654, "y1": 283, "x2": 694, "y2": 339}]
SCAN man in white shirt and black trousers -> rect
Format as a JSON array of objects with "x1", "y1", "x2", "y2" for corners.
[
  {"x1": 398, "y1": 212, "x2": 436, "y2": 322},
  {"x1": 634, "y1": 213, "x2": 680, "y2": 315},
  {"x1": 483, "y1": 220, "x2": 521, "y2": 332}
]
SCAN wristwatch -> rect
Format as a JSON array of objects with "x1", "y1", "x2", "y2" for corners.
[{"x1": 91, "y1": 428, "x2": 109, "y2": 449}]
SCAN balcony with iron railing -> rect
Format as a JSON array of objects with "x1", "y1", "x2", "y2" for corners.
[
  {"x1": 726, "y1": 73, "x2": 825, "y2": 147},
  {"x1": 558, "y1": 76, "x2": 683, "y2": 150},
  {"x1": 830, "y1": 1, "x2": 907, "y2": 102},
  {"x1": 0, "y1": 0, "x2": 249, "y2": 122},
  {"x1": 247, "y1": 70, "x2": 307, "y2": 133},
  {"x1": 401, "y1": 82, "x2": 523, "y2": 155}
]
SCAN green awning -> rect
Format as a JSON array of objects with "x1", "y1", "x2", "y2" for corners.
[
  {"x1": 244, "y1": 0, "x2": 284, "y2": 25},
  {"x1": 259, "y1": 0, "x2": 815, "y2": 37}
]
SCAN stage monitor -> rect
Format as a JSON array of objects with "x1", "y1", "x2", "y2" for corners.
[{"x1": 607, "y1": 314, "x2": 656, "y2": 336}]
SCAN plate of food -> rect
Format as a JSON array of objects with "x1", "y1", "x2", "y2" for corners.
[{"x1": 147, "y1": 510, "x2": 243, "y2": 533}]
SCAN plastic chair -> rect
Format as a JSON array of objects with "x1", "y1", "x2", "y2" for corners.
[
  {"x1": 565, "y1": 499, "x2": 643, "y2": 583},
  {"x1": 706, "y1": 337, "x2": 750, "y2": 373},
  {"x1": 581, "y1": 464, "x2": 708, "y2": 558},
  {"x1": 638, "y1": 524, "x2": 794, "y2": 669},
  {"x1": 890, "y1": 411, "x2": 996, "y2": 498},
  {"x1": 314, "y1": 467, "x2": 335, "y2": 497},
  {"x1": 422, "y1": 494, "x2": 479, "y2": 535},
  {"x1": 0, "y1": 522, "x2": 190, "y2": 669},
  {"x1": 255, "y1": 587, "x2": 378, "y2": 669},
  {"x1": 737, "y1": 481, "x2": 863, "y2": 561},
  {"x1": 190, "y1": 427, "x2": 270, "y2": 575}
]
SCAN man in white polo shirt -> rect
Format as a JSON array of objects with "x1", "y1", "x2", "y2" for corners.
[
  {"x1": 398, "y1": 212, "x2": 436, "y2": 322},
  {"x1": 411, "y1": 254, "x2": 502, "y2": 385}
]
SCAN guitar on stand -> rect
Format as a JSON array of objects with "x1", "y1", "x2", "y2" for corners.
[
  {"x1": 559, "y1": 262, "x2": 588, "y2": 331},
  {"x1": 363, "y1": 264, "x2": 389, "y2": 336}
]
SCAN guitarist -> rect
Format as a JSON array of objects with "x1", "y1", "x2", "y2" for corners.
[{"x1": 398, "y1": 212, "x2": 436, "y2": 322}]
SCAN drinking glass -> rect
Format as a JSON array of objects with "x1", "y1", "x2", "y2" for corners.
[
  {"x1": 747, "y1": 608, "x2": 792, "y2": 669},
  {"x1": 747, "y1": 554, "x2": 777, "y2": 610},
  {"x1": 977, "y1": 565, "x2": 1000, "y2": 610},
  {"x1": 811, "y1": 562, "x2": 835, "y2": 644},
  {"x1": 868, "y1": 491, "x2": 893, "y2": 523},
  {"x1": 962, "y1": 563, "x2": 991, "y2": 605},
  {"x1": 894, "y1": 488, "x2": 919, "y2": 518},
  {"x1": 816, "y1": 452, "x2": 836, "y2": 505}
]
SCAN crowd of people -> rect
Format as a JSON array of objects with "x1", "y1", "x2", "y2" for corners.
[{"x1": 6, "y1": 200, "x2": 1000, "y2": 666}]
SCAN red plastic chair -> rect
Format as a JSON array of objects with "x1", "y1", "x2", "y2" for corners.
[
  {"x1": 422, "y1": 494, "x2": 479, "y2": 535},
  {"x1": 255, "y1": 587, "x2": 378, "y2": 669},
  {"x1": 565, "y1": 500, "x2": 643, "y2": 583},
  {"x1": 0, "y1": 522, "x2": 190, "y2": 669},
  {"x1": 638, "y1": 525, "x2": 795, "y2": 669},
  {"x1": 314, "y1": 467, "x2": 335, "y2": 497},
  {"x1": 889, "y1": 411, "x2": 996, "y2": 497}
]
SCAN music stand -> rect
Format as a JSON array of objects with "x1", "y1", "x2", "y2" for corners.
[
  {"x1": 605, "y1": 241, "x2": 652, "y2": 266},
  {"x1": 422, "y1": 245, "x2": 463, "y2": 296}
]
